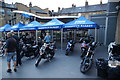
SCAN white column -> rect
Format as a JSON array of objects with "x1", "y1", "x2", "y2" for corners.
[
  {"x1": 52, "y1": 30, "x2": 53, "y2": 41},
  {"x1": 74, "y1": 30, "x2": 76, "y2": 41},
  {"x1": 95, "y1": 28, "x2": 97, "y2": 42},
  {"x1": 61, "y1": 29, "x2": 63, "y2": 50},
  {"x1": 104, "y1": 16, "x2": 108, "y2": 45}
]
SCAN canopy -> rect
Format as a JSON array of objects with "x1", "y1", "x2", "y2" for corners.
[
  {"x1": 11, "y1": 23, "x2": 25, "y2": 31},
  {"x1": 13, "y1": 10, "x2": 79, "y2": 19},
  {"x1": 63, "y1": 16, "x2": 98, "y2": 29},
  {"x1": 0, "y1": 24, "x2": 11, "y2": 32},
  {"x1": 22, "y1": 13, "x2": 31, "y2": 18},
  {"x1": 20, "y1": 21, "x2": 42, "y2": 31},
  {"x1": 38, "y1": 18, "x2": 64, "y2": 30}
]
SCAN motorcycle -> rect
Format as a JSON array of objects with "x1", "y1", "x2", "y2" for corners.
[
  {"x1": 80, "y1": 41, "x2": 97, "y2": 73},
  {"x1": 20, "y1": 41, "x2": 39, "y2": 58},
  {"x1": 80, "y1": 41, "x2": 89, "y2": 58},
  {"x1": 35, "y1": 42, "x2": 56, "y2": 67},
  {"x1": 108, "y1": 42, "x2": 120, "y2": 61},
  {"x1": 0, "y1": 41, "x2": 6, "y2": 57},
  {"x1": 65, "y1": 40, "x2": 75, "y2": 56}
]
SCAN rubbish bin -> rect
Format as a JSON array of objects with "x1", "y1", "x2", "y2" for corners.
[
  {"x1": 95, "y1": 58, "x2": 108, "y2": 78},
  {"x1": 108, "y1": 65, "x2": 120, "y2": 79}
]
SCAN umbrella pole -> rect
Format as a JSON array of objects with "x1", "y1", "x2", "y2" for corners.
[
  {"x1": 95, "y1": 28, "x2": 97, "y2": 42},
  {"x1": 4, "y1": 32, "x2": 6, "y2": 40},
  {"x1": 18, "y1": 31, "x2": 20, "y2": 37},
  {"x1": 52, "y1": 30, "x2": 53, "y2": 41},
  {"x1": 61, "y1": 29, "x2": 63, "y2": 50},
  {"x1": 74, "y1": 30, "x2": 76, "y2": 41},
  {"x1": 36, "y1": 30, "x2": 38, "y2": 44}
]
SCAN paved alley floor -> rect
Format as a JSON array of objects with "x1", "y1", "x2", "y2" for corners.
[{"x1": 1, "y1": 43, "x2": 108, "y2": 79}]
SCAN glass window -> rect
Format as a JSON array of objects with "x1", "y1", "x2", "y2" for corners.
[
  {"x1": 6, "y1": 9, "x2": 11, "y2": 16},
  {"x1": 0, "y1": 8, "x2": 5, "y2": 16}
]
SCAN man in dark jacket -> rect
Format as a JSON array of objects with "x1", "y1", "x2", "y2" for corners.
[
  {"x1": 11, "y1": 31, "x2": 22, "y2": 66},
  {"x1": 5, "y1": 32, "x2": 17, "y2": 72}
]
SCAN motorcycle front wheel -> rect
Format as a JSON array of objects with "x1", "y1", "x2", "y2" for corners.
[
  {"x1": 65, "y1": 49, "x2": 70, "y2": 56},
  {"x1": 50, "y1": 51, "x2": 55, "y2": 59},
  {"x1": 80, "y1": 58, "x2": 92, "y2": 73},
  {"x1": 35, "y1": 56, "x2": 42, "y2": 67}
]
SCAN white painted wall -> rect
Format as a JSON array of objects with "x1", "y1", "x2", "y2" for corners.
[{"x1": 108, "y1": 0, "x2": 120, "y2": 2}]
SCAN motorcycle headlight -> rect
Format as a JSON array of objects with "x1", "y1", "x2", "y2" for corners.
[{"x1": 40, "y1": 53, "x2": 43, "y2": 55}]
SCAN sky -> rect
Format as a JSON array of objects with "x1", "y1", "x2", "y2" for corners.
[{"x1": 4, "y1": 0, "x2": 108, "y2": 12}]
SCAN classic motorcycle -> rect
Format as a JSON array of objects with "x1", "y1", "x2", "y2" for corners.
[
  {"x1": 65, "y1": 40, "x2": 75, "y2": 56},
  {"x1": 35, "y1": 42, "x2": 56, "y2": 67},
  {"x1": 80, "y1": 41, "x2": 97, "y2": 73}
]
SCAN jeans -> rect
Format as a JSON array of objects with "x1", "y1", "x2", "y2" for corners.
[{"x1": 7, "y1": 52, "x2": 16, "y2": 62}]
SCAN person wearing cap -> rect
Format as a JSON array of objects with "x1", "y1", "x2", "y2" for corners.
[{"x1": 5, "y1": 32, "x2": 17, "y2": 72}]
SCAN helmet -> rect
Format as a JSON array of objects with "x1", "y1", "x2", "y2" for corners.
[
  {"x1": 92, "y1": 42, "x2": 96, "y2": 46},
  {"x1": 70, "y1": 40, "x2": 73, "y2": 43}
]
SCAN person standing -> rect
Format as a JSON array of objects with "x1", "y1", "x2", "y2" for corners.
[
  {"x1": 5, "y1": 32, "x2": 17, "y2": 72},
  {"x1": 11, "y1": 31, "x2": 22, "y2": 66},
  {"x1": 44, "y1": 33, "x2": 52, "y2": 43}
]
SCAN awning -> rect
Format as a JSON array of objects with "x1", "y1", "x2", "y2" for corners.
[
  {"x1": 20, "y1": 21, "x2": 42, "y2": 31},
  {"x1": 11, "y1": 23, "x2": 25, "y2": 31},
  {"x1": 0, "y1": 24, "x2": 11, "y2": 32},
  {"x1": 63, "y1": 16, "x2": 99, "y2": 29},
  {"x1": 38, "y1": 18, "x2": 64, "y2": 30}
]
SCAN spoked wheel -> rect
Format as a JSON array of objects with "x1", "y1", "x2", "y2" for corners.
[
  {"x1": 80, "y1": 58, "x2": 92, "y2": 73},
  {"x1": 50, "y1": 52, "x2": 55, "y2": 59},
  {"x1": 35, "y1": 56, "x2": 42, "y2": 67}
]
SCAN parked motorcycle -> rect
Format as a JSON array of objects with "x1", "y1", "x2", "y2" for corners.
[
  {"x1": 35, "y1": 42, "x2": 56, "y2": 67},
  {"x1": 108, "y1": 42, "x2": 120, "y2": 61},
  {"x1": 80, "y1": 41, "x2": 89, "y2": 58},
  {"x1": 80, "y1": 41, "x2": 97, "y2": 73},
  {"x1": 20, "y1": 41, "x2": 39, "y2": 58},
  {"x1": 65, "y1": 40, "x2": 75, "y2": 56},
  {"x1": 0, "y1": 41, "x2": 6, "y2": 57}
]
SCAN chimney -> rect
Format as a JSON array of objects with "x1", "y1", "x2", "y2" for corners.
[
  {"x1": 100, "y1": 0, "x2": 102, "y2": 5},
  {"x1": 72, "y1": 4, "x2": 74, "y2": 7},
  {"x1": 51, "y1": 10, "x2": 54, "y2": 16},
  {"x1": 85, "y1": 0, "x2": 88, "y2": 6},
  {"x1": 74, "y1": 5, "x2": 76, "y2": 7},
  {"x1": 52, "y1": 10, "x2": 54, "y2": 12},
  {"x1": 58, "y1": 7, "x2": 60, "y2": 12},
  {"x1": 29, "y1": 2, "x2": 32, "y2": 8},
  {"x1": 72, "y1": 4, "x2": 76, "y2": 7}
]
